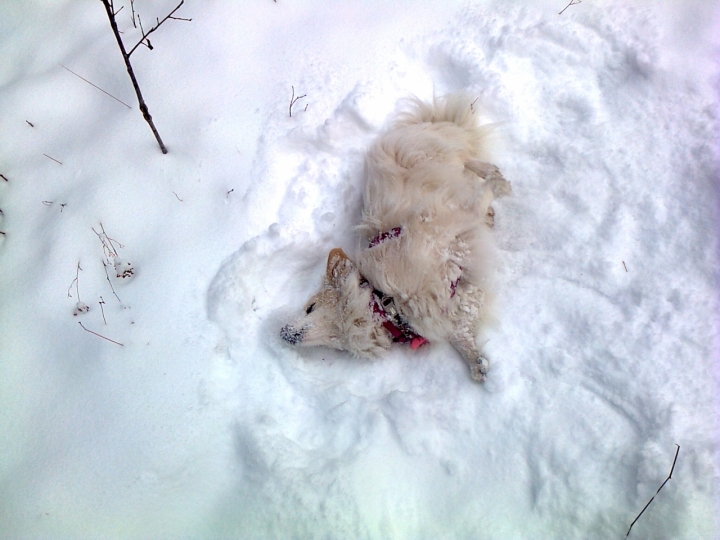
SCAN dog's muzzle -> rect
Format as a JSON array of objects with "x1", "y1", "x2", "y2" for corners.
[{"x1": 280, "y1": 324, "x2": 305, "y2": 345}]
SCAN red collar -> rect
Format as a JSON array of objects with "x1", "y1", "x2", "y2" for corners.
[{"x1": 371, "y1": 289, "x2": 428, "y2": 350}]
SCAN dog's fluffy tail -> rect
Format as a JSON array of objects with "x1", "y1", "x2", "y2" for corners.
[{"x1": 393, "y1": 94, "x2": 482, "y2": 132}]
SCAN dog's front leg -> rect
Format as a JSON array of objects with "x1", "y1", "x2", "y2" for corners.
[{"x1": 450, "y1": 326, "x2": 489, "y2": 383}]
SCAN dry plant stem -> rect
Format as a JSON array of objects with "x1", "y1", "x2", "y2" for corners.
[
  {"x1": 43, "y1": 154, "x2": 62, "y2": 165},
  {"x1": 92, "y1": 223, "x2": 123, "y2": 260},
  {"x1": 623, "y1": 261, "x2": 628, "y2": 272},
  {"x1": 289, "y1": 86, "x2": 306, "y2": 117},
  {"x1": 60, "y1": 64, "x2": 131, "y2": 108},
  {"x1": 26, "y1": 121, "x2": 34, "y2": 127},
  {"x1": 626, "y1": 444, "x2": 680, "y2": 537},
  {"x1": 1, "y1": 174, "x2": 8, "y2": 181},
  {"x1": 131, "y1": 0, "x2": 137, "y2": 28},
  {"x1": 559, "y1": 0, "x2": 581, "y2": 15},
  {"x1": 100, "y1": 0, "x2": 169, "y2": 154},
  {"x1": 78, "y1": 321, "x2": 124, "y2": 346},
  {"x1": 99, "y1": 297, "x2": 107, "y2": 324},
  {"x1": 103, "y1": 261, "x2": 122, "y2": 302},
  {"x1": 67, "y1": 262, "x2": 83, "y2": 300}
]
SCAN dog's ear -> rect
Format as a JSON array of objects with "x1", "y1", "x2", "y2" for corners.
[{"x1": 326, "y1": 248, "x2": 351, "y2": 285}]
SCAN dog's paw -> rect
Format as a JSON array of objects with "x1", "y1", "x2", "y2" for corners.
[
  {"x1": 485, "y1": 206, "x2": 495, "y2": 228},
  {"x1": 470, "y1": 355, "x2": 489, "y2": 382}
]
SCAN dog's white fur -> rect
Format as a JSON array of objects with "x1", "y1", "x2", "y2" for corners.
[{"x1": 281, "y1": 95, "x2": 511, "y2": 382}]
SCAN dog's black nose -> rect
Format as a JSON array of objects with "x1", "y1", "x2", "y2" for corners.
[{"x1": 280, "y1": 325, "x2": 304, "y2": 345}]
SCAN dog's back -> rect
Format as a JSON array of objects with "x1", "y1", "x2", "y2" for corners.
[
  {"x1": 360, "y1": 95, "x2": 491, "y2": 229},
  {"x1": 355, "y1": 95, "x2": 511, "y2": 341}
]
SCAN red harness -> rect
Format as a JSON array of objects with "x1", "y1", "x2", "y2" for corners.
[
  {"x1": 367, "y1": 226, "x2": 428, "y2": 349},
  {"x1": 366, "y1": 226, "x2": 463, "y2": 349},
  {"x1": 370, "y1": 288, "x2": 428, "y2": 350}
]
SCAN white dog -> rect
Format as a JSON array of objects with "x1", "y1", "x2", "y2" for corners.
[{"x1": 281, "y1": 95, "x2": 511, "y2": 382}]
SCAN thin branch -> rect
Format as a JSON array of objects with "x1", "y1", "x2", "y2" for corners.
[
  {"x1": 0, "y1": 174, "x2": 8, "y2": 182},
  {"x1": 93, "y1": 223, "x2": 124, "y2": 260},
  {"x1": 100, "y1": 223, "x2": 124, "y2": 253},
  {"x1": 289, "y1": 85, "x2": 306, "y2": 118},
  {"x1": 622, "y1": 261, "x2": 628, "y2": 272},
  {"x1": 559, "y1": 0, "x2": 581, "y2": 15},
  {"x1": 43, "y1": 154, "x2": 63, "y2": 165},
  {"x1": 60, "y1": 64, "x2": 132, "y2": 108},
  {"x1": 626, "y1": 444, "x2": 680, "y2": 537},
  {"x1": 26, "y1": 120, "x2": 34, "y2": 127},
  {"x1": 100, "y1": 0, "x2": 169, "y2": 153},
  {"x1": 99, "y1": 296, "x2": 107, "y2": 324},
  {"x1": 102, "y1": 260, "x2": 122, "y2": 302},
  {"x1": 78, "y1": 321, "x2": 124, "y2": 346},
  {"x1": 127, "y1": 0, "x2": 190, "y2": 56},
  {"x1": 67, "y1": 262, "x2": 82, "y2": 299}
]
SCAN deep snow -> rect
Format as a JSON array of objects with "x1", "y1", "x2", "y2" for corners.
[{"x1": 0, "y1": 1, "x2": 719, "y2": 538}]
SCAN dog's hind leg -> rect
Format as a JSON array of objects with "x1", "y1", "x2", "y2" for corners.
[
  {"x1": 450, "y1": 324, "x2": 489, "y2": 383},
  {"x1": 465, "y1": 160, "x2": 513, "y2": 199}
]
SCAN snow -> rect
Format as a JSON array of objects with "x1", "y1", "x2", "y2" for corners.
[{"x1": 1, "y1": 0, "x2": 719, "y2": 538}]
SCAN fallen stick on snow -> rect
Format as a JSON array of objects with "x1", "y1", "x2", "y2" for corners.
[
  {"x1": 60, "y1": 64, "x2": 132, "y2": 109},
  {"x1": 626, "y1": 444, "x2": 680, "y2": 537},
  {"x1": 78, "y1": 321, "x2": 124, "y2": 346}
]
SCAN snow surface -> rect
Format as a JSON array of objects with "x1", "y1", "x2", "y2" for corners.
[{"x1": 1, "y1": 1, "x2": 719, "y2": 538}]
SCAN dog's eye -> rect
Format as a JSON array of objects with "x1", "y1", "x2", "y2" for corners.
[{"x1": 306, "y1": 303, "x2": 316, "y2": 315}]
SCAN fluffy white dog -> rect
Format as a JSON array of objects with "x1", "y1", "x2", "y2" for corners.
[{"x1": 281, "y1": 95, "x2": 511, "y2": 382}]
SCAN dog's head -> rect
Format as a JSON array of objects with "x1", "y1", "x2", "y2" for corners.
[{"x1": 280, "y1": 248, "x2": 391, "y2": 356}]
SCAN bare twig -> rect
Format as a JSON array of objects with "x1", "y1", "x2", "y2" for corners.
[
  {"x1": 26, "y1": 120, "x2": 34, "y2": 127},
  {"x1": 43, "y1": 154, "x2": 62, "y2": 165},
  {"x1": 100, "y1": 0, "x2": 177, "y2": 154},
  {"x1": 470, "y1": 97, "x2": 479, "y2": 113},
  {"x1": 102, "y1": 260, "x2": 122, "y2": 302},
  {"x1": 127, "y1": 0, "x2": 190, "y2": 56},
  {"x1": 60, "y1": 64, "x2": 132, "y2": 108},
  {"x1": 559, "y1": 0, "x2": 581, "y2": 15},
  {"x1": 130, "y1": 0, "x2": 137, "y2": 28},
  {"x1": 173, "y1": 191, "x2": 183, "y2": 201},
  {"x1": 67, "y1": 262, "x2": 85, "y2": 304},
  {"x1": 100, "y1": 223, "x2": 124, "y2": 253},
  {"x1": 626, "y1": 444, "x2": 680, "y2": 537},
  {"x1": 78, "y1": 321, "x2": 124, "y2": 346},
  {"x1": 0, "y1": 174, "x2": 7, "y2": 182},
  {"x1": 93, "y1": 223, "x2": 124, "y2": 260},
  {"x1": 289, "y1": 86, "x2": 306, "y2": 117},
  {"x1": 622, "y1": 261, "x2": 628, "y2": 272},
  {"x1": 99, "y1": 296, "x2": 107, "y2": 324}
]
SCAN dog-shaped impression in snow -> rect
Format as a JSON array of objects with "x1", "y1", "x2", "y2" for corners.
[{"x1": 281, "y1": 95, "x2": 511, "y2": 382}]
